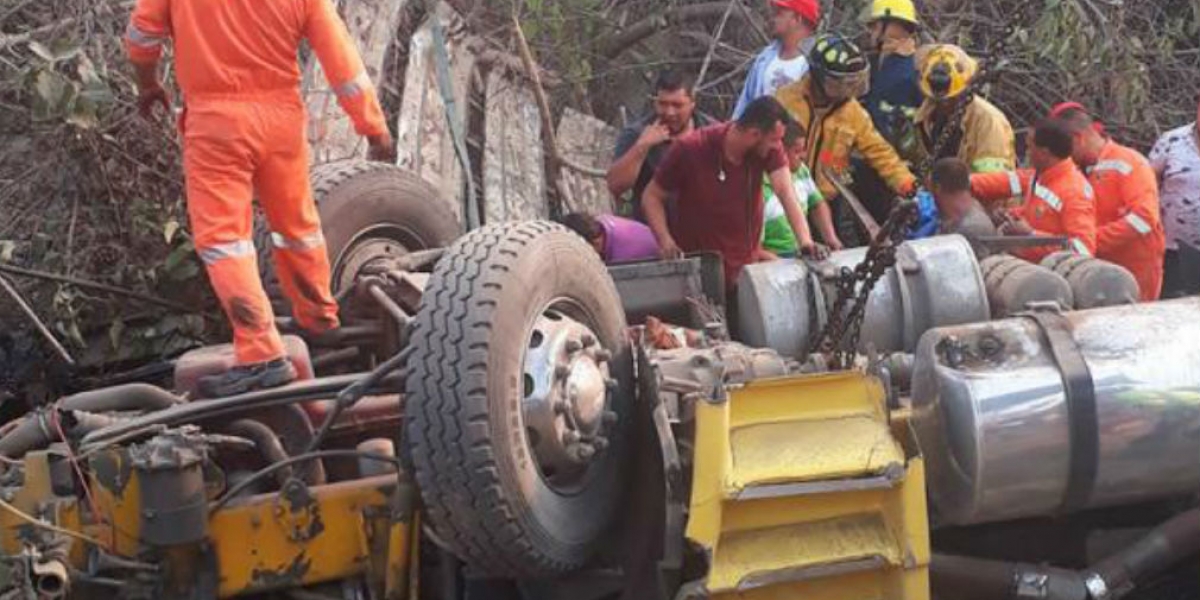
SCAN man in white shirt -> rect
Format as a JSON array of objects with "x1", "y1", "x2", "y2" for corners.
[
  {"x1": 732, "y1": 0, "x2": 818, "y2": 118},
  {"x1": 1149, "y1": 99, "x2": 1200, "y2": 297}
]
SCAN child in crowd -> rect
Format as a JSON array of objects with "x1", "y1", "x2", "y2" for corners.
[
  {"x1": 762, "y1": 120, "x2": 842, "y2": 257},
  {"x1": 560, "y1": 212, "x2": 660, "y2": 264}
]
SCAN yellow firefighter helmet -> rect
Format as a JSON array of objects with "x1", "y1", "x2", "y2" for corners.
[
  {"x1": 867, "y1": 0, "x2": 919, "y2": 26},
  {"x1": 917, "y1": 44, "x2": 978, "y2": 101}
]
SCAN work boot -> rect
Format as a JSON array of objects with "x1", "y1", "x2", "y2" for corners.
[{"x1": 198, "y1": 358, "x2": 297, "y2": 398}]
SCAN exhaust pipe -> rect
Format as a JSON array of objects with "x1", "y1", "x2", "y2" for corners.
[{"x1": 31, "y1": 557, "x2": 68, "y2": 600}]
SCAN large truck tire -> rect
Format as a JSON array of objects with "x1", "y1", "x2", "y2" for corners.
[
  {"x1": 257, "y1": 160, "x2": 461, "y2": 313},
  {"x1": 405, "y1": 221, "x2": 632, "y2": 578}
]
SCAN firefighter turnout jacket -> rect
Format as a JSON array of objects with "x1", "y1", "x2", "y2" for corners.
[{"x1": 776, "y1": 77, "x2": 916, "y2": 200}]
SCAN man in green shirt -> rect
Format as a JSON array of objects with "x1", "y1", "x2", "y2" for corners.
[{"x1": 762, "y1": 121, "x2": 842, "y2": 256}]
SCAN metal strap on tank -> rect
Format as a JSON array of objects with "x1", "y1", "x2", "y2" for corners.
[{"x1": 1020, "y1": 306, "x2": 1098, "y2": 513}]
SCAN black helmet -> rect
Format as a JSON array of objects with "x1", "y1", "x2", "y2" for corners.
[
  {"x1": 809, "y1": 33, "x2": 869, "y2": 80},
  {"x1": 808, "y1": 33, "x2": 870, "y2": 100}
]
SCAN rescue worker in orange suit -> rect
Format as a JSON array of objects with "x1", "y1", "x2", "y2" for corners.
[
  {"x1": 1052, "y1": 103, "x2": 1165, "y2": 300},
  {"x1": 971, "y1": 119, "x2": 1097, "y2": 264},
  {"x1": 126, "y1": 0, "x2": 394, "y2": 396}
]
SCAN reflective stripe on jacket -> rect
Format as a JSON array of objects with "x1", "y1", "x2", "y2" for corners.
[
  {"x1": 1086, "y1": 141, "x2": 1165, "y2": 300},
  {"x1": 971, "y1": 159, "x2": 1097, "y2": 263},
  {"x1": 126, "y1": 0, "x2": 387, "y2": 136},
  {"x1": 916, "y1": 95, "x2": 1016, "y2": 173}
]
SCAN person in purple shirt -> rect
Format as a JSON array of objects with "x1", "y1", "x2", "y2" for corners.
[{"x1": 560, "y1": 212, "x2": 660, "y2": 263}]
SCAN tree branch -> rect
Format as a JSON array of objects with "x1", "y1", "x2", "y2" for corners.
[{"x1": 596, "y1": 1, "x2": 752, "y2": 59}]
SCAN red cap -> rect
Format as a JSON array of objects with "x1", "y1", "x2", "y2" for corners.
[
  {"x1": 772, "y1": 0, "x2": 820, "y2": 25},
  {"x1": 1050, "y1": 101, "x2": 1106, "y2": 136}
]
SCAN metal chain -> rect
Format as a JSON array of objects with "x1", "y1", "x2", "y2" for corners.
[{"x1": 812, "y1": 0, "x2": 1041, "y2": 370}]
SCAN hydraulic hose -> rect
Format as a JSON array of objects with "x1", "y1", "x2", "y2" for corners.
[
  {"x1": 219, "y1": 419, "x2": 293, "y2": 485},
  {"x1": 932, "y1": 508, "x2": 1200, "y2": 600},
  {"x1": 1085, "y1": 507, "x2": 1200, "y2": 599},
  {"x1": 931, "y1": 554, "x2": 1087, "y2": 600},
  {"x1": 0, "y1": 410, "x2": 118, "y2": 459},
  {"x1": 58, "y1": 383, "x2": 182, "y2": 413},
  {"x1": 80, "y1": 371, "x2": 405, "y2": 450}
]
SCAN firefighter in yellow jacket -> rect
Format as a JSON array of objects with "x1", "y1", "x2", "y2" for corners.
[
  {"x1": 914, "y1": 44, "x2": 1016, "y2": 173},
  {"x1": 775, "y1": 33, "x2": 916, "y2": 203}
]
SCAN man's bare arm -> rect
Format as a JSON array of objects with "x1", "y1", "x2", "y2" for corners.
[
  {"x1": 643, "y1": 180, "x2": 681, "y2": 259},
  {"x1": 768, "y1": 167, "x2": 817, "y2": 253},
  {"x1": 607, "y1": 122, "x2": 670, "y2": 197}
]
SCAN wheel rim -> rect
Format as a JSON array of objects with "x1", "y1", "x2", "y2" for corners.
[
  {"x1": 331, "y1": 224, "x2": 425, "y2": 292},
  {"x1": 521, "y1": 306, "x2": 618, "y2": 492}
]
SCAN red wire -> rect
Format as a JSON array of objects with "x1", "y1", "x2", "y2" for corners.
[{"x1": 49, "y1": 410, "x2": 113, "y2": 551}]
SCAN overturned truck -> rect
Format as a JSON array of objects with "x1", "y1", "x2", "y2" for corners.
[{"x1": 1, "y1": 161, "x2": 1198, "y2": 600}]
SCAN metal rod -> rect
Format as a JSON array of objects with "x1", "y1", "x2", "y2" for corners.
[
  {"x1": 311, "y1": 347, "x2": 361, "y2": 371},
  {"x1": 0, "y1": 274, "x2": 75, "y2": 365},
  {"x1": 209, "y1": 452, "x2": 401, "y2": 512},
  {"x1": 975, "y1": 235, "x2": 1072, "y2": 249},
  {"x1": 80, "y1": 371, "x2": 406, "y2": 449},
  {"x1": 369, "y1": 284, "x2": 412, "y2": 330},
  {"x1": 820, "y1": 165, "x2": 882, "y2": 240},
  {"x1": 302, "y1": 347, "x2": 412, "y2": 458},
  {"x1": 390, "y1": 248, "x2": 446, "y2": 272}
]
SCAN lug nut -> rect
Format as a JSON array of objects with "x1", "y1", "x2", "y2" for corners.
[
  {"x1": 605, "y1": 378, "x2": 619, "y2": 391},
  {"x1": 594, "y1": 349, "x2": 612, "y2": 362},
  {"x1": 554, "y1": 365, "x2": 570, "y2": 379},
  {"x1": 562, "y1": 431, "x2": 581, "y2": 445},
  {"x1": 565, "y1": 340, "x2": 582, "y2": 353},
  {"x1": 574, "y1": 444, "x2": 596, "y2": 461},
  {"x1": 592, "y1": 436, "x2": 609, "y2": 451},
  {"x1": 602, "y1": 411, "x2": 619, "y2": 426},
  {"x1": 581, "y1": 334, "x2": 596, "y2": 348},
  {"x1": 553, "y1": 400, "x2": 569, "y2": 415}
]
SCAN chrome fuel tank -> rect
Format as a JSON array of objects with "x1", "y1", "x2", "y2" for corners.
[
  {"x1": 912, "y1": 298, "x2": 1200, "y2": 526},
  {"x1": 738, "y1": 234, "x2": 989, "y2": 357}
]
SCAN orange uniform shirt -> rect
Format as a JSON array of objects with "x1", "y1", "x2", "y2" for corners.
[
  {"x1": 972, "y1": 159, "x2": 1097, "y2": 263},
  {"x1": 1085, "y1": 141, "x2": 1165, "y2": 300},
  {"x1": 125, "y1": 0, "x2": 386, "y2": 137}
]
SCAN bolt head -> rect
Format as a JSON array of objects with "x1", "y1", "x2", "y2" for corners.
[
  {"x1": 594, "y1": 349, "x2": 612, "y2": 362},
  {"x1": 562, "y1": 431, "x2": 581, "y2": 445},
  {"x1": 581, "y1": 334, "x2": 596, "y2": 348},
  {"x1": 565, "y1": 340, "x2": 582, "y2": 353},
  {"x1": 553, "y1": 400, "x2": 569, "y2": 415},
  {"x1": 554, "y1": 365, "x2": 570, "y2": 379},
  {"x1": 575, "y1": 444, "x2": 596, "y2": 461},
  {"x1": 602, "y1": 411, "x2": 619, "y2": 426},
  {"x1": 592, "y1": 437, "x2": 609, "y2": 451},
  {"x1": 604, "y1": 378, "x2": 618, "y2": 391}
]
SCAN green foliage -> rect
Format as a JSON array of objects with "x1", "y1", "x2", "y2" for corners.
[{"x1": 24, "y1": 40, "x2": 115, "y2": 129}]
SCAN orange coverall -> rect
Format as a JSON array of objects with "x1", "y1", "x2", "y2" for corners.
[
  {"x1": 971, "y1": 159, "x2": 1097, "y2": 264},
  {"x1": 126, "y1": 0, "x2": 388, "y2": 364},
  {"x1": 1085, "y1": 141, "x2": 1166, "y2": 301}
]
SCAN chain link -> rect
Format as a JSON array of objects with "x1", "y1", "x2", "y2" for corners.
[{"x1": 811, "y1": 0, "x2": 1041, "y2": 370}]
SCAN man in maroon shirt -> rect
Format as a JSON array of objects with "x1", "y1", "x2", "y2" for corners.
[{"x1": 643, "y1": 96, "x2": 820, "y2": 285}]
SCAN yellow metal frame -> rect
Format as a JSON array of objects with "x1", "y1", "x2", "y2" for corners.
[
  {"x1": 0, "y1": 449, "x2": 412, "y2": 599},
  {"x1": 686, "y1": 372, "x2": 930, "y2": 600}
]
